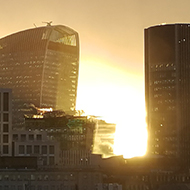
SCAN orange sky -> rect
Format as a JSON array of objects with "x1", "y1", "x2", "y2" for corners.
[{"x1": 1, "y1": 0, "x2": 190, "y2": 158}]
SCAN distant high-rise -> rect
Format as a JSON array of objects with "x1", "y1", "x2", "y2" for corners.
[
  {"x1": 145, "y1": 24, "x2": 190, "y2": 168},
  {"x1": 0, "y1": 25, "x2": 79, "y2": 125}
]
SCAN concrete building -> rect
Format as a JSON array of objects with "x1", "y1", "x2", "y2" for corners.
[
  {"x1": 12, "y1": 130, "x2": 59, "y2": 166},
  {"x1": 0, "y1": 168, "x2": 103, "y2": 190},
  {"x1": 0, "y1": 88, "x2": 12, "y2": 156},
  {"x1": 24, "y1": 113, "x2": 97, "y2": 167},
  {"x1": 0, "y1": 88, "x2": 60, "y2": 167}
]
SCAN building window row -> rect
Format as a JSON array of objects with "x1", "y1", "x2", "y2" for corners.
[
  {"x1": 13, "y1": 134, "x2": 42, "y2": 141},
  {"x1": 18, "y1": 145, "x2": 54, "y2": 155},
  {"x1": 0, "y1": 173, "x2": 75, "y2": 181},
  {"x1": 153, "y1": 86, "x2": 175, "y2": 91},
  {"x1": 150, "y1": 63, "x2": 176, "y2": 71}
]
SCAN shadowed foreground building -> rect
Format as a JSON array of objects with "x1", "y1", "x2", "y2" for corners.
[
  {"x1": 0, "y1": 88, "x2": 12, "y2": 156},
  {"x1": 24, "y1": 113, "x2": 97, "y2": 167},
  {"x1": 0, "y1": 168, "x2": 103, "y2": 190},
  {"x1": 0, "y1": 24, "x2": 79, "y2": 126},
  {"x1": 145, "y1": 23, "x2": 190, "y2": 168}
]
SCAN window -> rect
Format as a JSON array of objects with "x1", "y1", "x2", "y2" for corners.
[
  {"x1": 43, "y1": 157, "x2": 47, "y2": 165},
  {"x1": 3, "y1": 92, "x2": 9, "y2": 111},
  {"x1": 3, "y1": 113, "x2": 8, "y2": 122},
  {"x1": 21, "y1": 134, "x2": 26, "y2": 141},
  {"x1": 13, "y1": 134, "x2": 18, "y2": 141},
  {"x1": 3, "y1": 145, "x2": 8, "y2": 154},
  {"x1": 19, "y1": 145, "x2": 24, "y2": 154},
  {"x1": 30, "y1": 175, "x2": 35, "y2": 180},
  {"x1": 44, "y1": 175, "x2": 48, "y2": 180},
  {"x1": 42, "y1": 146, "x2": 47, "y2": 154},
  {"x1": 34, "y1": 145, "x2": 40, "y2": 154},
  {"x1": 49, "y1": 145, "x2": 54, "y2": 154},
  {"x1": 3, "y1": 124, "x2": 8, "y2": 132},
  {"x1": 3, "y1": 135, "x2": 8, "y2": 143},
  {"x1": 49, "y1": 157, "x2": 55, "y2": 165},
  {"x1": 36, "y1": 134, "x2": 42, "y2": 141},
  {"x1": 26, "y1": 145, "x2": 32, "y2": 154},
  {"x1": 4, "y1": 175, "x2": 9, "y2": 181},
  {"x1": 29, "y1": 134, "x2": 34, "y2": 141}
]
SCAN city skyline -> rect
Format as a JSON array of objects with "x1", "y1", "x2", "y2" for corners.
[{"x1": 1, "y1": 0, "x2": 190, "y2": 158}]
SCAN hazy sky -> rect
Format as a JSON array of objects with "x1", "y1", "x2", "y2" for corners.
[
  {"x1": 1, "y1": 1, "x2": 190, "y2": 81},
  {"x1": 1, "y1": 0, "x2": 190, "y2": 157}
]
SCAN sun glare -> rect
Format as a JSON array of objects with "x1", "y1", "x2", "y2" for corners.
[
  {"x1": 76, "y1": 59, "x2": 147, "y2": 158},
  {"x1": 113, "y1": 90, "x2": 147, "y2": 158}
]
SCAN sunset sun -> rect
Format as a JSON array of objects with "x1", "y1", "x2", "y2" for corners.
[{"x1": 76, "y1": 59, "x2": 147, "y2": 158}]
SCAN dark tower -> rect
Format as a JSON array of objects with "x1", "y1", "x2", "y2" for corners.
[
  {"x1": 0, "y1": 25, "x2": 79, "y2": 126},
  {"x1": 145, "y1": 24, "x2": 190, "y2": 169}
]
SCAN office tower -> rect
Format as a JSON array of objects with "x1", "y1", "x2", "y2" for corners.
[
  {"x1": 145, "y1": 24, "x2": 190, "y2": 168},
  {"x1": 0, "y1": 88, "x2": 12, "y2": 156},
  {"x1": 0, "y1": 24, "x2": 79, "y2": 126}
]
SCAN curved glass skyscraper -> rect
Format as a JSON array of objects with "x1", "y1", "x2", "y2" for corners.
[{"x1": 0, "y1": 25, "x2": 79, "y2": 126}]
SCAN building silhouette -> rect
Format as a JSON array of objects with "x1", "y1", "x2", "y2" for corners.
[
  {"x1": 0, "y1": 25, "x2": 79, "y2": 126},
  {"x1": 145, "y1": 23, "x2": 190, "y2": 168}
]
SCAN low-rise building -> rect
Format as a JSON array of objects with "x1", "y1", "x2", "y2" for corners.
[
  {"x1": 0, "y1": 168, "x2": 103, "y2": 190},
  {"x1": 12, "y1": 130, "x2": 59, "y2": 166}
]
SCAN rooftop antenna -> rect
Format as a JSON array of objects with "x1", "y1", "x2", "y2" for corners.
[
  {"x1": 42, "y1": 21, "x2": 52, "y2": 26},
  {"x1": 33, "y1": 23, "x2": 37, "y2": 28}
]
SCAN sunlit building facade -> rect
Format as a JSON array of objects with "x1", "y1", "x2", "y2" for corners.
[
  {"x1": 0, "y1": 25, "x2": 79, "y2": 126},
  {"x1": 145, "y1": 24, "x2": 190, "y2": 168},
  {"x1": 93, "y1": 120, "x2": 116, "y2": 158}
]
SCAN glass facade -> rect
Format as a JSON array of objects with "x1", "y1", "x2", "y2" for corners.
[
  {"x1": 0, "y1": 25, "x2": 79, "y2": 126},
  {"x1": 145, "y1": 24, "x2": 190, "y2": 168}
]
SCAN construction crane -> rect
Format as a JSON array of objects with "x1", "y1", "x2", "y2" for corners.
[{"x1": 42, "y1": 21, "x2": 52, "y2": 26}]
